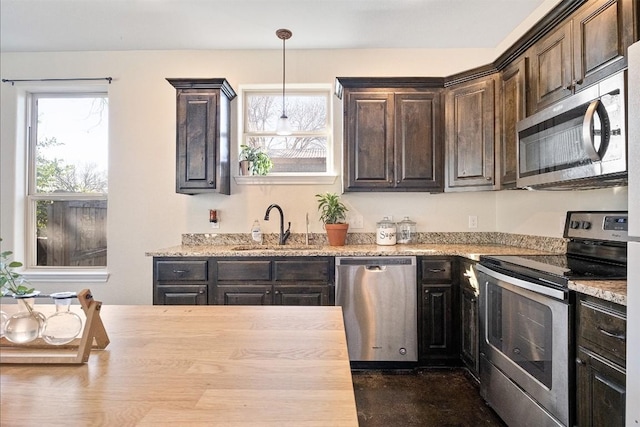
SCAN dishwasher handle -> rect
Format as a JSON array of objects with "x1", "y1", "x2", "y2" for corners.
[{"x1": 336, "y1": 257, "x2": 416, "y2": 267}]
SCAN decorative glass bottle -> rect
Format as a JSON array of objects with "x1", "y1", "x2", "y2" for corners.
[
  {"x1": 42, "y1": 292, "x2": 82, "y2": 345},
  {"x1": 0, "y1": 310, "x2": 8, "y2": 338},
  {"x1": 4, "y1": 292, "x2": 46, "y2": 344}
]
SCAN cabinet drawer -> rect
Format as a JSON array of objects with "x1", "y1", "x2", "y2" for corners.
[
  {"x1": 421, "y1": 259, "x2": 452, "y2": 282},
  {"x1": 274, "y1": 259, "x2": 331, "y2": 281},
  {"x1": 217, "y1": 260, "x2": 271, "y2": 281},
  {"x1": 578, "y1": 297, "x2": 626, "y2": 364},
  {"x1": 156, "y1": 260, "x2": 208, "y2": 281}
]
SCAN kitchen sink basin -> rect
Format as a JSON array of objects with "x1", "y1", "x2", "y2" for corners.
[{"x1": 231, "y1": 245, "x2": 321, "y2": 251}]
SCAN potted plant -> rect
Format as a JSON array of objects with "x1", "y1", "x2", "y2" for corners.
[
  {"x1": 315, "y1": 192, "x2": 349, "y2": 246},
  {"x1": 239, "y1": 144, "x2": 273, "y2": 176}
]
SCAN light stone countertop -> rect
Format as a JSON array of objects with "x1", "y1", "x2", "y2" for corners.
[
  {"x1": 569, "y1": 280, "x2": 627, "y2": 306},
  {"x1": 145, "y1": 243, "x2": 553, "y2": 260}
]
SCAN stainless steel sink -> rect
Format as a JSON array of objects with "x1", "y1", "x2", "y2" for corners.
[{"x1": 231, "y1": 245, "x2": 320, "y2": 251}]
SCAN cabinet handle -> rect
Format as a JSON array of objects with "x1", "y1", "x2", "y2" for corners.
[
  {"x1": 172, "y1": 269, "x2": 187, "y2": 274},
  {"x1": 428, "y1": 268, "x2": 445, "y2": 273},
  {"x1": 576, "y1": 357, "x2": 586, "y2": 365},
  {"x1": 598, "y1": 328, "x2": 626, "y2": 341}
]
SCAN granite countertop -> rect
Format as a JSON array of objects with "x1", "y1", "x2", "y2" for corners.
[
  {"x1": 145, "y1": 243, "x2": 553, "y2": 260},
  {"x1": 569, "y1": 280, "x2": 627, "y2": 306}
]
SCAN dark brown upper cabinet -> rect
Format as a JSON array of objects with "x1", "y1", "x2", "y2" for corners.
[
  {"x1": 498, "y1": 58, "x2": 527, "y2": 189},
  {"x1": 167, "y1": 78, "x2": 236, "y2": 195},
  {"x1": 528, "y1": 0, "x2": 634, "y2": 114},
  {"x1": 445, "y1": 75, "x2": 497, "y2": 191},
  {"x1": 336, "y1": 78, "x2": 444, "y2": 192}
]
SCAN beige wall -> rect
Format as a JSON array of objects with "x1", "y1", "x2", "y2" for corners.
[{"x1": 0, "y1": 48, "x2": 628, "y2": 304}]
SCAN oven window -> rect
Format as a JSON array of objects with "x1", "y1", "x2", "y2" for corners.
[{"x1": 487, "y1": 283, "x2": 553, "y2": 388}]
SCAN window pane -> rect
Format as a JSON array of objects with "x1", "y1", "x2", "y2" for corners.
[
  {"x1": 243, "y1": 87, "x2": 331, "y2": 174},
  {"x1": 35, "y1": 200, "x2": 107, "y2": 267},
  {"x1": 35, "y1": 96, "x2": 108, "y2": 194},
  {"x1": 247, "y1": 136, "x2": 327, "y2": 173},
  {"x1": 246, "y1": 93, "x2": 327, "y2": 133}
]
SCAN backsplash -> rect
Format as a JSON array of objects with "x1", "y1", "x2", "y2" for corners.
[{"x1": 182, "y1": 232, "x2": 567, "y2": 253}]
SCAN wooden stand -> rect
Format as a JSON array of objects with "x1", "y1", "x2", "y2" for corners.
[{"x1": 0, "y1": 289, "x2": 109, "y2": 364}]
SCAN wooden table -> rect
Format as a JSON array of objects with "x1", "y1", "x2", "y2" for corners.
[{"x1": 0, "y1": 305, "x2": 359, "y2": 426}]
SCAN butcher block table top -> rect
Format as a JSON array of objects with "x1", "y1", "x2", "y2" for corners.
[{"x1": 0, "y1": 305, "x2": 359, "y2": 426}]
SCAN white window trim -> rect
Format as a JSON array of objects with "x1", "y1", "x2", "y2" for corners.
[
  {"x1": 235, "y1": 83, "x2": 338, "y2": 185},
  {"x1": 22, "y1": 89, "x2": 109, "y2": 282}
]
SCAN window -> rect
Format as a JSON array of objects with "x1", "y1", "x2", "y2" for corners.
[
  {"x1": 27, "y1": 93, "x2": 108, "y2": 269},
  {"x1": 239, "y1": 84, "x2": 335, "y2": 182}
]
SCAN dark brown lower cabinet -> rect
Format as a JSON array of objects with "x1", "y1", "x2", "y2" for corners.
[
  {"x1": 420, "y1": 284, "x2": 456, "y2": 361},
  {"x1": 576, "y1": 347, "x2": 626, "y2": 427},
  {"x1": 575, "y1": 295, "x2": 626, "y2": 427},
  {"x1": 215, "y1": 284, "x2": 332, "y2": 306},
  {"x1": 154, "y1": 284, "x2": 207, "y2": 305}
]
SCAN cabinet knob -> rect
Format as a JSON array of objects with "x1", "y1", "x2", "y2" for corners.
[
  {"x1": 576, "y1": 357, "x2": 586, "y2": 365},
  {"x1": 274, "y1": 290, "x2": 280, "y2": 295},
  {"x1": 198, "y1": 289, "x2": 205, "y2": 294},
  {"x1": 574, "y1": 78, "x2": 583, "y2": 86},
  {"x1": 486, "y1": 176, "x2": 492, "y2": 181},
  {"x1": 208, "y1": 180, "x2": 214, "y2": 185},
  {"x1": 265, "y1": 290, "x2": 271, "y2": 295}
]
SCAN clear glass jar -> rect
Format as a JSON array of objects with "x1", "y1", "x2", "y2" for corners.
[
  {"x1": 42, "y1": 292, "x2": 82, "y2": 345},
  {"x1": 397, "y1": 217, "x2": 417, "y2": 244},
  {"x1": 4, "y1": 293, "x2": 46, "y2": 344},
  {"x1": 0, "y1": 310, "x2": 8, "y2": 338},
  {"x1": 376, "y1": 216, "x2": 397, "y2": 245}
]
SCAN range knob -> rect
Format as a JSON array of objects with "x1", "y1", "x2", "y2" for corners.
[
  {"x1": 570, "y1": 220, "x2": 581, "y2": 229},
  {"x1": 580, "y1": 221, "x2": 592, "y2": 230}
]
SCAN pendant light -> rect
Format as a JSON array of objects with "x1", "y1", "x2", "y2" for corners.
[{"x1": 276, "y1": 28, "x2": 292, "y2": 136}]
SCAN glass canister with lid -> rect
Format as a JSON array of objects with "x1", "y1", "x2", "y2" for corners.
[
  {"x1": 376, "y1": 216, "x2": 397, "y2": 245},
  {"x1": 397, "y1": 216, "x2": 417, "y2": 244}
]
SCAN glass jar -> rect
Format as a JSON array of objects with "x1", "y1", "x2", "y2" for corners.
[
  {"x1": 376, "y1": 216, "x2": 397, "y2": 245},
  {"x1": 397, "y1": 217, "x2": 417, "y2": 244},
  {"x1": 42, "y1": 292, "x2": 82, "y2": 345},
  {"x1": 0, "y1": 310, "x2": 8, "y2": 338},
  {"x1": 4, "y1": 293, "x2": 46, "y2": 344}
]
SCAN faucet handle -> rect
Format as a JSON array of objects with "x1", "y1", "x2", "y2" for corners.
[{"x1": 285, "y1": 221, "x2": 291, "y2": 232}]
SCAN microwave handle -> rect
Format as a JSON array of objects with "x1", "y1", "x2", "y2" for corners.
[{"x1": 582, "y1": 99, "x2": 610, "y2": 162}]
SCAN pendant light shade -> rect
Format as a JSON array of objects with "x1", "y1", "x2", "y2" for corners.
[{"x1": 276, "y1": 28, "x2": 292, "y2": 136}]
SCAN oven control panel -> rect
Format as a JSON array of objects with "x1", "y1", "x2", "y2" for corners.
[{"x1": 564, "y1": 211, "x2": 628, "y2": 242}]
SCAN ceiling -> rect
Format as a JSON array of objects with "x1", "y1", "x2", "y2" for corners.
[{"x1": 1, "y1": 0, "x2": 549, "y2": 52}]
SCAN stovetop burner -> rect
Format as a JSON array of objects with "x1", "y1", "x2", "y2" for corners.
[{"x1": 479, "y1": 211, "x2": 628, "y2": 289}]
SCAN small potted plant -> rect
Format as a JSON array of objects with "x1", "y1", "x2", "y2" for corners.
[
  {"x1": 315, "y1": 192, "x2": 349, "y2": 246},
  {"x1": 239, "y1": 144, "x2": 273, "y2": 176}
]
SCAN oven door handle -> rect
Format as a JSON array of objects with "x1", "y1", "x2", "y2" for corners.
[{"x1": 476, "y1": 264, "x2": 566, "y2": 300}]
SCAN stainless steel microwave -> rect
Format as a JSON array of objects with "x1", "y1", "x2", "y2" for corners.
[{"x1": 516, "y1": 72, "x2": 627, "y2": 190}]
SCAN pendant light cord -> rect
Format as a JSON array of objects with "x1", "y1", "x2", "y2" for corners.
[{"x1": 282, "y1": 35, "x2": 286, "y2": 117}]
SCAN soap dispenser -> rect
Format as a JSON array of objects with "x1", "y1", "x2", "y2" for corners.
[{"x1": 251, "y1": 220, "x2": 263, "y2": 244}]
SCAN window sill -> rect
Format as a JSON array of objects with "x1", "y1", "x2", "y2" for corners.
[
  {"x1": 21, "y1": 269, "x2": 110, "y2": 284},
  {"x1": 234, "y1": 174, "x2": 338, "y2": 185}
]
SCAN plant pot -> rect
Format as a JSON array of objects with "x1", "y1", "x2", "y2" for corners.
[
  {"x1": 324, "y1": 223, "x2": 349, "y2": 246},
  {"x1": 239, "y1": 160, "x2": 253, "y2": 176}
]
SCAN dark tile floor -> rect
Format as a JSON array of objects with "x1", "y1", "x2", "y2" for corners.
[{"x1": 352, "y1": 368, "x2": 507, "y2": 427}]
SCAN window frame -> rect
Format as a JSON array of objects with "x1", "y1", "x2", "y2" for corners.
[
  {"x1": 23, "y1": 91, "x2": 109, "y2": 282},
  {"x1": 235, "y1": 83, "x2": 337, "y2": 185}
]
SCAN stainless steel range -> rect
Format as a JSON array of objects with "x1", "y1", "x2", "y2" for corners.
[{"x1": 477, "y1": 211, "x2": 628, "y2": 427}]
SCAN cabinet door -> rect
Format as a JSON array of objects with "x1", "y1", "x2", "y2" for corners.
[
  {"x1": 445, "y1": 77, "x2": 496, "y2": 190},
  {"x1": 154, "y1": 285, "x2": 207, "y2": 305},
  {"x1": 528, "y1": 22, "x2": 573, "y2": 114},
  {"x1": 394, "y1": 92, "x2": 443, "y2": 191},
  {"x1": 215, "y1": 284, "x2": 273, "y2": 305},
  {"x1": 572, "y1": 0, "x2": 634, "y2": 89},
  {"x1": 344, "y1": 92, "x2": 394, "y2": 190},
  {"x1": 176, "y1": 91, "x2": 219, "y2": 193},
  {"x1": 460, "y1": 285, "x2": 479, "y2": 374},
  {"x1": 420, "y1": 284, "x2": 456, "y2": 360},
  {"x1": 274, "y1": 284, "x2": 332, "y2": 306},
  {"x1": 499, "y1": 58, "x2": 526, "y2": 188},
  {"x1": 576, "y1": 347, "x2": 626, "y2": 427}
]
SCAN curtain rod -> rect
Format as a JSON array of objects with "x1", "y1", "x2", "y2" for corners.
[{"x1": 1, "y1": 77, "x2": 112, "y2": 86}]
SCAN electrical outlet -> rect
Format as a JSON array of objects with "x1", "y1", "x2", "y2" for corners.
[
  {"x1": 350, "y1": 214, "x2": 364, "y2": 229},
  {"x1": 468, "y1": 215, "x2": 478, "y2": 229}
]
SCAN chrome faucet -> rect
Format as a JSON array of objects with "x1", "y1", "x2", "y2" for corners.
[{"x1": 264, "y1": 204, "x2": 291, "y2": 245}]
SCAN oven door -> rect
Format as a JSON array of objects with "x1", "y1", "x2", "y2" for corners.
[{"x1": 477, "y1": 264, "x2": 570, "y2": 427}]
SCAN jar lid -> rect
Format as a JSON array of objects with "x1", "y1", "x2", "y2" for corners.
[{"x1": 376, "y1": 216, "x2": 395, "y2": 227}]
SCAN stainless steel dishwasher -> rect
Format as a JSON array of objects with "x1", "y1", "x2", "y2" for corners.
[{"x1": 335, "y1": 256, "x2": 417, "y2": 362}]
